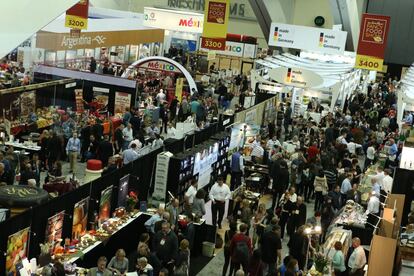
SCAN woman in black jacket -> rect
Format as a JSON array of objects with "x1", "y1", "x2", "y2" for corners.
[{"x1": 222, "y1": 221, "x2": 237, "y2": 276}]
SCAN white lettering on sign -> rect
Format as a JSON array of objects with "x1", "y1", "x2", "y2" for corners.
[{"x1": 61, "y1": 35, "x2": 106, "y2": 49}]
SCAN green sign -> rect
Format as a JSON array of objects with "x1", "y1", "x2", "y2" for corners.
[{"x1": 314, "y1": 16, "x2": 325, "y2": 27}]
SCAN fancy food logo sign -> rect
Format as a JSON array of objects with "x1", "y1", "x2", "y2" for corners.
[
  {"x1": 61, "y1": 35, "x2": 107, "y2": 49},
  {"x1": 361, "y1": 17, "x2": 388, "y2": 44}
]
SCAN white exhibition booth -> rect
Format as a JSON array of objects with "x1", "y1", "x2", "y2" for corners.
[
  {"x1": 251, "y1": 52, "x2": 361, "y2": 120},
  {"x1": 398, "y1": 64, "x2": 414, "y2": 126}
]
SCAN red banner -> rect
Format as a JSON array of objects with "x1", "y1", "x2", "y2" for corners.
[
  {"x1": 355, "y1": 13, "x2": 390, "y2": 71},
  {"x1": 201, "y1": 37, "x2": 226, "y2": 51},
  {"x1": 65, "y1": 0, "x2": 89, "y2": 30}
]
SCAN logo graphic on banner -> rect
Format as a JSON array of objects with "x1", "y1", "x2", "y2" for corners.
[
  {"x1": 268, "y1": 23, "x2": 347, "y2": 55},
  {"x1": 201, "y1": 0, "x2": 230, "y2": 51},
  {"x1": 274, "y1": 27, "x2": 279, "y2": 41},
  {"x1": 355, "y1": 13, "x2": 390, "y2": 71},
  {"x1": 286, "y1": 68, "x2": 292, "y2": 83},
  {"x1": 65, "y1": 0, "x2": 89, "y2": 30},
  {"x1": 269, "y1": 67, "x2": 324, "y2": 89}
]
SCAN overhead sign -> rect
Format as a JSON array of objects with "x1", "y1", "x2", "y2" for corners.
[
  {"x1": 65, "y1": 0, "x2": 89, "y2": 30},
  {"x1": 201, "y1": 0, "x2": 230, "y2": 50},
  {"x1": 268, "y1": 23, "x2": 347, "y2": 55},
  {"x1": 268, "y1": 67, "x2": 324, "y2": 88},
  {"x1": 139, "y1": 60, "x2": 182, "y2": 73},
  {"x1": 355, "y1": 13, "x2": 390, "y2": 71},
  {"x1": 200, "y1": 40, "x2": 256, "y2": 58},
  {"x1": 143, "y1": 7, "x2": 203, "y2": 33},
  {"x1": 36, "y1": 29, "x2": 164, "y2": 51}
]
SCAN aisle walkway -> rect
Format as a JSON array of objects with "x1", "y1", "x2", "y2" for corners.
[{"x1": 197, "y1": 194, "x2": 414, "y2": 276}]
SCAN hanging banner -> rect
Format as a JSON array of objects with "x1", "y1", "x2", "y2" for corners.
[
  {"x1": 114, "y1": 92, "x2": 132, "y2": 115},
  {"x1": 355, "y1": 13, "x2": 390, "y2": 71},
  {"x1": 201, "y1": 0, "x2": 230, "y2": 50},
  {"x1": 268, "y1": 23, "x2": 347, "y2": 55},
  {"x1": 175, "y1": 78, "x2": 184, "y2": 101},
  {"x1": 65, "y1": 0, "x2": 89, "y2": 30},
  {"x1": 74, "y1": 89, "x2": 84, "y2": 113}
]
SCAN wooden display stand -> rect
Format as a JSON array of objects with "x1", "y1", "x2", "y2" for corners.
[
  {"x1": 386, "y1": 194, "x2": 405, "y2": 230},
  {"x1": 367, "y1": 235, "x2": 397, "y2": 276},
  {"x1": 379, "y1": 207, "x2": 396, "y2": 239}
]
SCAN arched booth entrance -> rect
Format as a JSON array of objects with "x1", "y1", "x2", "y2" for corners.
[{"x1": 123, "y1": 56, "x2": 198, "y2": 102}]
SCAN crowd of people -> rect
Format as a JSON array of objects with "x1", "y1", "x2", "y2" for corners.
[
  {"x1": 0, "y1": 58, "x2": 32, "y2": 89},
  {"x1": 217, "y1": 79, "x2": 402, "y2": 276}
]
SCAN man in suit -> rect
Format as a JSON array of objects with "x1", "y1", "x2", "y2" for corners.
[
  {"x1": 98, "y1": 135, "x2": 113, "y2": 167},
  {"x1": 87, "y1": 256, "x2": 112, "y2": 276},
  {"x1": 328, "y1": 185, "x2": 343, "y2": 211},
  {"x1": 287, "y1": 196, "x2": 307, "y2": 236},
  {"x1": 346, "y1": 183, "x2": 362, "y2": 204}
]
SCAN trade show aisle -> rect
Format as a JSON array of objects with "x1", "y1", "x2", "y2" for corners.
[{"x1": 198, "y1": 194, "x2": 414, "y2": 276}]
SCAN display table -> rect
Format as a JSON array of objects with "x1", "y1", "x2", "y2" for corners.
[
  {"x1": 5, "y1": 141, "x2": 41, "y2": 152},
  {"x1": 66, "y1": 212, "x2": 150, "y2": 268}
]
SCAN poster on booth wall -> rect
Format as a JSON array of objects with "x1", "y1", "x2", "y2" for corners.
[
  {"x1": 117, "y1": 174, "x2": 130, "y2": 208},
  {"x1": 72, "y1": 197, "x2": 89, "y2": 240},
  {"x1": 92, "y1": 87, "x2": 109, "y2": 112},
  {"x1": 6, "y1": 227, "x2": 30, "y2": 276},
  {"x1": 45, "y1": 211, "x2": 65, "y2": 254},
  {"x1": 19, "y1": 91, "x2": 36, "y2": 117},
  {"x1": 114, "y1": 92, "x2": 131, "y2": 116},
  {"x1": 99, "y1": 185, "x2": 113, "y2": 222},
  {"x1": 74, "y1": 89, "x2": 84, "y2": 113}
]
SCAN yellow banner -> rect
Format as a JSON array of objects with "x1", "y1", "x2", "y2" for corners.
[
  {"x1": 355, "y1": 54, "x2": 384, "y2": 71},
  {"x1": 175, "y1": 78, "x2": 184, "y2": 101},
  {"x1": 202, "y1": 0, "x2": 230, "y2": 39},
  {"x1": 65, "y1": 15, "x2": 88, "y2": 30}
]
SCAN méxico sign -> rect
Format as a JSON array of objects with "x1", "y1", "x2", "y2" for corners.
[
  {"x1": 268, "y1": 23, "x2": 347, "y2": 55},
  {"x1": 143, "y1": 7, "x2": 203, "y2": 33}
]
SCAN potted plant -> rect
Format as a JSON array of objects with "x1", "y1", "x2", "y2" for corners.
[
  {"x1": 313, "y1": 252, "x2": 330, "y2": 275},
  {"x1": 126, "y1": 191, "x2": 138, "y2": 212}
]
